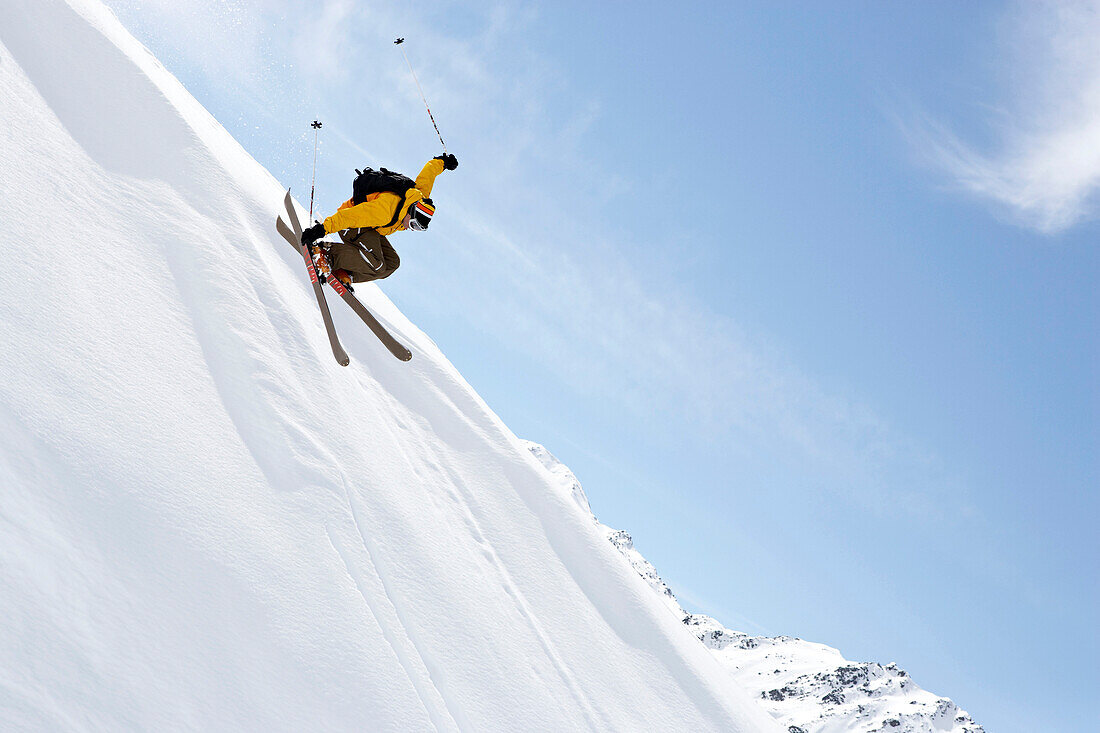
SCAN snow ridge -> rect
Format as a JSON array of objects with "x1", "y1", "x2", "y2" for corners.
[{"x1": 525, "y1": 441, "x2": 986, "y2": 733}]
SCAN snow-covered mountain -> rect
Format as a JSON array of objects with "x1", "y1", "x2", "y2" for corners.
[
  {"x1": 0, "y1": 0, "x2": 782, "y2": 730},
  {"x1": 526, "y1": 442, "x2": 986, "y2": 733}
]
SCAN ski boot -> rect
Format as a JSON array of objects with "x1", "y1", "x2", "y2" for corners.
[
  {"x1": 311, "y1": 243, "x2": 354, "y2": 289},
  {"x1": 332, "y1": 267, "x2": 353, "y2": 289}
]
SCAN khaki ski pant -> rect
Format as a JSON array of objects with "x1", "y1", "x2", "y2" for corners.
[{"x1": 330, "y1": 228, "x2": 400, "y2": 283}]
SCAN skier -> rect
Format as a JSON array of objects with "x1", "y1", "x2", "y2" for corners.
[{"x1": 300, "y1": 153, "x2": 458, "y2": 285}]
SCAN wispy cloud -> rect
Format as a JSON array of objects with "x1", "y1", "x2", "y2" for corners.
[{"x1": 909, "y1": 0, "x2": 1100, "y2": 233}]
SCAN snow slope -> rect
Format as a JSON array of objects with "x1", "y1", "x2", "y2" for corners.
[
  {"x1": 526, "y1": 443, "x2": 986, "y2": 733},
  {"x1": 0, "y1": 0, "x2": 782, "y2": 730}
]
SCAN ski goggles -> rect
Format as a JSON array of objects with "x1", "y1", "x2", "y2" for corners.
[{"x1": 408, "y1": 199, "x2": 435, "y2": 231}]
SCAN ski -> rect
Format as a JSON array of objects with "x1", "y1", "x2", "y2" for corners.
[
  {"x1": 279, "y1": 192, "x2": 412, "y2": 362},
  {"x1": 322, "y1": 273, "x2": 413, "y2": 362},
  {"x1": 278, "y1": 190, "x2": 349, "y2": 366}
]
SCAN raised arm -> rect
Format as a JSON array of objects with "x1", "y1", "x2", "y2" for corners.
[{"x1": 413, "y1": 157, "x2": 446, "y2": 199}]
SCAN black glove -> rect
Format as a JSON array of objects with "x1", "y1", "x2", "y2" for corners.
[
  {"x1": 435, "y1": 153, "x2": 458, "y2": 171},
  {"x1": 301, "y1": 222, "x2": 325, "y2": 246}
]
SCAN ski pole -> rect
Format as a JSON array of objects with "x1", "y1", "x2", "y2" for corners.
[
  {"x1": 394, "y1": 38, "x2": 447, "y2": 153},
  {"x1": 309, "y1": 120, "x2": 322, "y2": 220}
]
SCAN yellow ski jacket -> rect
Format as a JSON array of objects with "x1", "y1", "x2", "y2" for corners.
[{"x1": 321, "y1": 158, "x2": 445, "y2": 237}]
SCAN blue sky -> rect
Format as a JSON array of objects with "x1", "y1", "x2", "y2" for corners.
[{"x1": 104, "y1": 1, "x2": 1097, "y2": 730}]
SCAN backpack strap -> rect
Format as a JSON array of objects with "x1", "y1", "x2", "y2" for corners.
[{"x1": 383, "y1": 191, "x2": 411, "y2": 229}]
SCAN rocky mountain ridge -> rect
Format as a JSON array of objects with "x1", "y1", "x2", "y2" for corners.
[{"x1": 524, "y1": 441, "x2": 986, "y2": 733}]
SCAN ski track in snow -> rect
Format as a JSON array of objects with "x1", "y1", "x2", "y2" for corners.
[
  {"x1": 345, "y1": 361, "x2": 609, "y2": 730},
  {"x1": 324, "y1": 514, "x2": 460, "y2": 733},
  {"x1": 432, "y1": 460, "x2": 609, "y2": 732}
]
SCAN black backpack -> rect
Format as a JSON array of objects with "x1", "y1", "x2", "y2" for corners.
[{"x1": 352, "y1": 167, "x2": 416, "y2": 228}]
